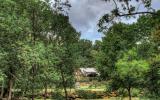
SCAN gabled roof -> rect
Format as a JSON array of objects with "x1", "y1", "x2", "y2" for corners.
[
  {"x1": 80, "y1": 68, "x2": 97, "y2": 73},
  {"x1": 79, "y1": 68, "x2": 99, "y2": 77}
]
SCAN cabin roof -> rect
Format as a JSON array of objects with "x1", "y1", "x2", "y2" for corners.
[
  {"x1": 80, "y1": 68, "x2": 97, "y2": 73},
  {"x1": 79, "y1": 68, "x2": 99, "y2": 77}
]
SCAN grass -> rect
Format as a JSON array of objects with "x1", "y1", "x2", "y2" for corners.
[
  {"x1": 77, "y1": 82, "x2": 106, "y2": 92},
  {"x1": 20, "y1": 82, "x2": 159, "y2": 100},
  {"x1": 35, "y1": 97, "x2": 152, "y2": 100}
]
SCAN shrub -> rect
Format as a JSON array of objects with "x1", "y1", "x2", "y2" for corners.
[
  {"x1": 52, "y1": 92, "x2": 64, "y2": 100},
  {"x1": 76, "y1": 90, "x2": 102, "y2": 99}
]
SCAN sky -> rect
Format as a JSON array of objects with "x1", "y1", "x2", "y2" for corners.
[{"x1": 67, "y1": 0, "x2": 160, "y2": 42}]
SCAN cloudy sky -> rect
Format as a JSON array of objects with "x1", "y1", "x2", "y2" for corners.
[{"x1": 67, "y1": 0, "x2": 160, "y2": 42}]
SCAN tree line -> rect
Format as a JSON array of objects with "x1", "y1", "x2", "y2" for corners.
[
  {"x1": 0, "y1": 0, "x2": 81, "y2": 99},
  {"x1": 94, "y1": 10, "x2": 160, "y2": 100},
  {"x1": 1, "y1": 0, "x2": 160, "y2": 100}
]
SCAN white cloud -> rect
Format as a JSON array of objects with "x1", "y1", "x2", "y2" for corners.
[{"x1": 68, "y1": 0, "x2": 113, "y2": 42}]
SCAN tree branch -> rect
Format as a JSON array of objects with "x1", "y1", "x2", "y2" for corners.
[
  {"x1": 118, "y1": 11, "x2": 156, "y2": 17},
  {"x1": 113, "y1": 0, "x2": 118, "y2": 10}
]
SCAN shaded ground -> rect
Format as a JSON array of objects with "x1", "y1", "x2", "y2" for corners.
[{"x1": 10, "y1": 82, "x2": 155, "y2": 100}]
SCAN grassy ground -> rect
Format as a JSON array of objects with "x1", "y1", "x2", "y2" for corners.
[
  {"x1": 77, "y1": 84, "x2": 106, "y2": 92},
  {"x1": 27, "y1": 82, "x2": 157, "y2": 100},
  {"x1": 35, "y1": 97, "x2": 151, "y2": 100}
]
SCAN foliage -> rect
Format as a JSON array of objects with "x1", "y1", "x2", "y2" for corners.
[
  {"x1": 145, "y1": 55, "x2": 160, "y2": 97},
  {"x1": 0, "y1": 0, "x2": 80, "y2": 99},
  {"x1": 76, "y1": 90, "x2": 102, "y2": 99},
  {"x1": 98, "y1": 0, "x2": 156, "y2": 32},
  {"x1": 116, "y1": 48, "x2": 149, "y2": 84},
  {"x1": 1, "y1": 0, "x2": 160, "y2": 99},
  {"x1": 115, "y1": 48, "x2": 149, "y2": 100}
]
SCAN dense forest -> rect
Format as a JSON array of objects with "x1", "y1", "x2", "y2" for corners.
[{"x1": 0, "y1": 0, "x2": 160, "y2": 100}]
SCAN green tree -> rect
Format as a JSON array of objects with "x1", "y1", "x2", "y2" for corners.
[
  {"x1": 115, "y1": 48, "x2": 149, "y2": 100},
  {"x1": 0, "y1": 0, "x2": 31, "y2": 99},
  {"x1": 0, "y1": 0, "x2": 80, "y2": 100},
  {"x1": 76, "y1": 39, "x2": 94, "y2": 68},
  {"x1": 99, "y1": 23, "x2": 138, "y2": 79},
  {"x1": 145, "y1": 55, "x2": 160, "y2": 97}
]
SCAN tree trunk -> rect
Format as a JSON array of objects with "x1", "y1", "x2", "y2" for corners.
[
  {"x1": 127, "y1": 87, "x2": 131, "y2": 100},
  {"x1": 31, "y1": 7, "x2": 36, "y2": 100},
  {"x1": 7, "y1": 79, "x2": 13, "y2": 100},
  {"x1": 31, "y1": 86, "x2": 34, "y2": 100},
  {"x1": 0, "y1": 81, "x2": 4, "y2": 99},
  {"x1": 7, "y1": 66, "x2": 15, "y2": 100},
  {"x1": 44, "y1": 84, "x2": 47, "y2": 100},
  {"x1": 31, "y1": 66, "x2": 35, "y2": 100},
  {"x1": 60, "y1": 66, "x2": 68, "y2": 100},
  {"x1": 62, "y1": 76, "x2": 68, "y2": 100}
]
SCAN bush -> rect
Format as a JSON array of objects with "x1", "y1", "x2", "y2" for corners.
[
  {"x1": 142, "y1": 90, "x2": 160, "y2": 100},
  {"x1": 117, "y1": 88, "x2": 128, "y2": 97},
  {"x1": 105, "y1": 81, "x2": 114, "y2": 94},
  {"x1": 131, "y1": 88, "x2": 140, "y2": 97},
  {"x1": 76, "y1": 90, "x2": 102, "y2": 99},
  {"x1": 52, "y1": 92, "x2": 64, "y2": 100},
  {"x1": 117, "y1": 88, "x2": 140, "y2": 97}
]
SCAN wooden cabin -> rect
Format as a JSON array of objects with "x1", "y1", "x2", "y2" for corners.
[{"x1": 75, "y1": 68, "x2": 99, "y2": 82}]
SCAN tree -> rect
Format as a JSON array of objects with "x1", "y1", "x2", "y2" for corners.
[
  {"x1": 98, "y1": 10, "x2": 160, "y2": 80},
  {"x1": 99, "y1": 23, "x2": 138, "y2": 79},
  {"x1": 0, "y1": 0, "x2": 80, "y2": 99},
  {"x1": 142, "y1": 26, "x2": 160, "y2": 97},
  {"x1": 0, "y1": 50, "x2": 7, "y2": 98},
  {"x1": 115, "y1": 48, "x2": 149, "y2": 100},
  {"x1": 144, "y1": 55, "x2": 160, "y2": 97},
  {"x1": 75, "y1": 39, "x2": 94, "y2": 68},
  {"x1": 0, "y1": 0, "x2": 31, "y2": 99}
]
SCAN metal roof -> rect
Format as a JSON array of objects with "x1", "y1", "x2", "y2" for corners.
[{"x1": 80, "y1": 68, "x2": 97, "y2": 73}]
